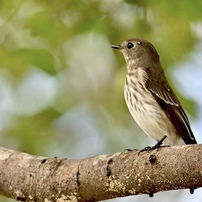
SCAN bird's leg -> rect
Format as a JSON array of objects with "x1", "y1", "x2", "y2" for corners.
[
  {"x1": 151, "y1": 135, "x2": 168, "y2": 149},
  {"x1": 139, "y1": 135, "x2": 167, "y2": 152}
]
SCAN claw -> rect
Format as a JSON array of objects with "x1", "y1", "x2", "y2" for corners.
[
  {"x1": 190, "y1": 187, "x2": 197, "y2": 194},
  {"x1": 139, "y1": 135, "x2": 167, "y2": 153},
  {"x1": 124, "y1": 148, "x2": 138, "y2": 152}
]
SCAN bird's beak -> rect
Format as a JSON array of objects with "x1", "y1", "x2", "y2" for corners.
[{"x1": 111, "y1": 44, "x2": 123, "y2": 50}]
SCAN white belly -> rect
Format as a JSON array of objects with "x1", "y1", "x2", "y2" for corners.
[{"x1": 124, "y1": 82, "x2": 185, "y2": 146}]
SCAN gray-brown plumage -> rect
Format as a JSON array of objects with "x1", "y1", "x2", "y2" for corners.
[{"x1": 111, "y1": 38, "x2": 197, "y2": 146}]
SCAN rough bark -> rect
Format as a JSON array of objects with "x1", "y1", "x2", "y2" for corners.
[{"x1": 0, "y1": 144, "x2": 201, "y2": 201}]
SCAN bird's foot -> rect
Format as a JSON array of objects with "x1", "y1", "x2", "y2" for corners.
[
  {"x1": 124, "y1": 148, "x2": 138, "y2": 152},
  {"x1": 139, "y1": 135, "x2": 167, "y2": 153}
]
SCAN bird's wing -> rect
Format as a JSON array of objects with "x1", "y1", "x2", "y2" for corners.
[{"x1": 146, "y1": 80, "x2": 197, "y2": 144}]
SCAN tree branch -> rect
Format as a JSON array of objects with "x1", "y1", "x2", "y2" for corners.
[{"x1": 0, "y1": 144, "x2": 201, "y2": 201}]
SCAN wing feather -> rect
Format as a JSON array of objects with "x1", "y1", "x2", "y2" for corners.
[{"x1": 146, "y1": 80, "x2": 197, "y2": 144}]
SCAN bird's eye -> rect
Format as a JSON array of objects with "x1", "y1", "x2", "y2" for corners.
[{"x1": 127, "y1": 42, "x2": 134, "y2": 49}]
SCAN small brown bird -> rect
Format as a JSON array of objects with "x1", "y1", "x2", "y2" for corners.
[{"x1": 111, "y1": 38, "x2": 197, "y2": 147}]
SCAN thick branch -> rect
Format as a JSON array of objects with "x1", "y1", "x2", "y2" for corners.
[{"x1": 0, "y1": 144, "x2": 201, "y2": 201}]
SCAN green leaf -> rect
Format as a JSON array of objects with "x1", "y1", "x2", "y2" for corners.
[{"x1": 11, "y1": 48, "x2": 56, "y2": 75}]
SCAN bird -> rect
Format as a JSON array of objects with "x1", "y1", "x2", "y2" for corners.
[{"x1": 111, "y1": 38, "x2": 197, "y2": 148}]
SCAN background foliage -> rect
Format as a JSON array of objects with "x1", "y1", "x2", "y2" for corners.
[{"x1": 0, "y1": 0, "x2": 202, "y2": 201}]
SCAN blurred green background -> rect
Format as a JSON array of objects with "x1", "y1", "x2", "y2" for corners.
[{"x1": 0, "y1": 0, "x2": 202, "y2": 201}]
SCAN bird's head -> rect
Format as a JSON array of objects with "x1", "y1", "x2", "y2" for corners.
[{"x1": 111, "y1": 38, "x2": 160, "y2": 65}]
